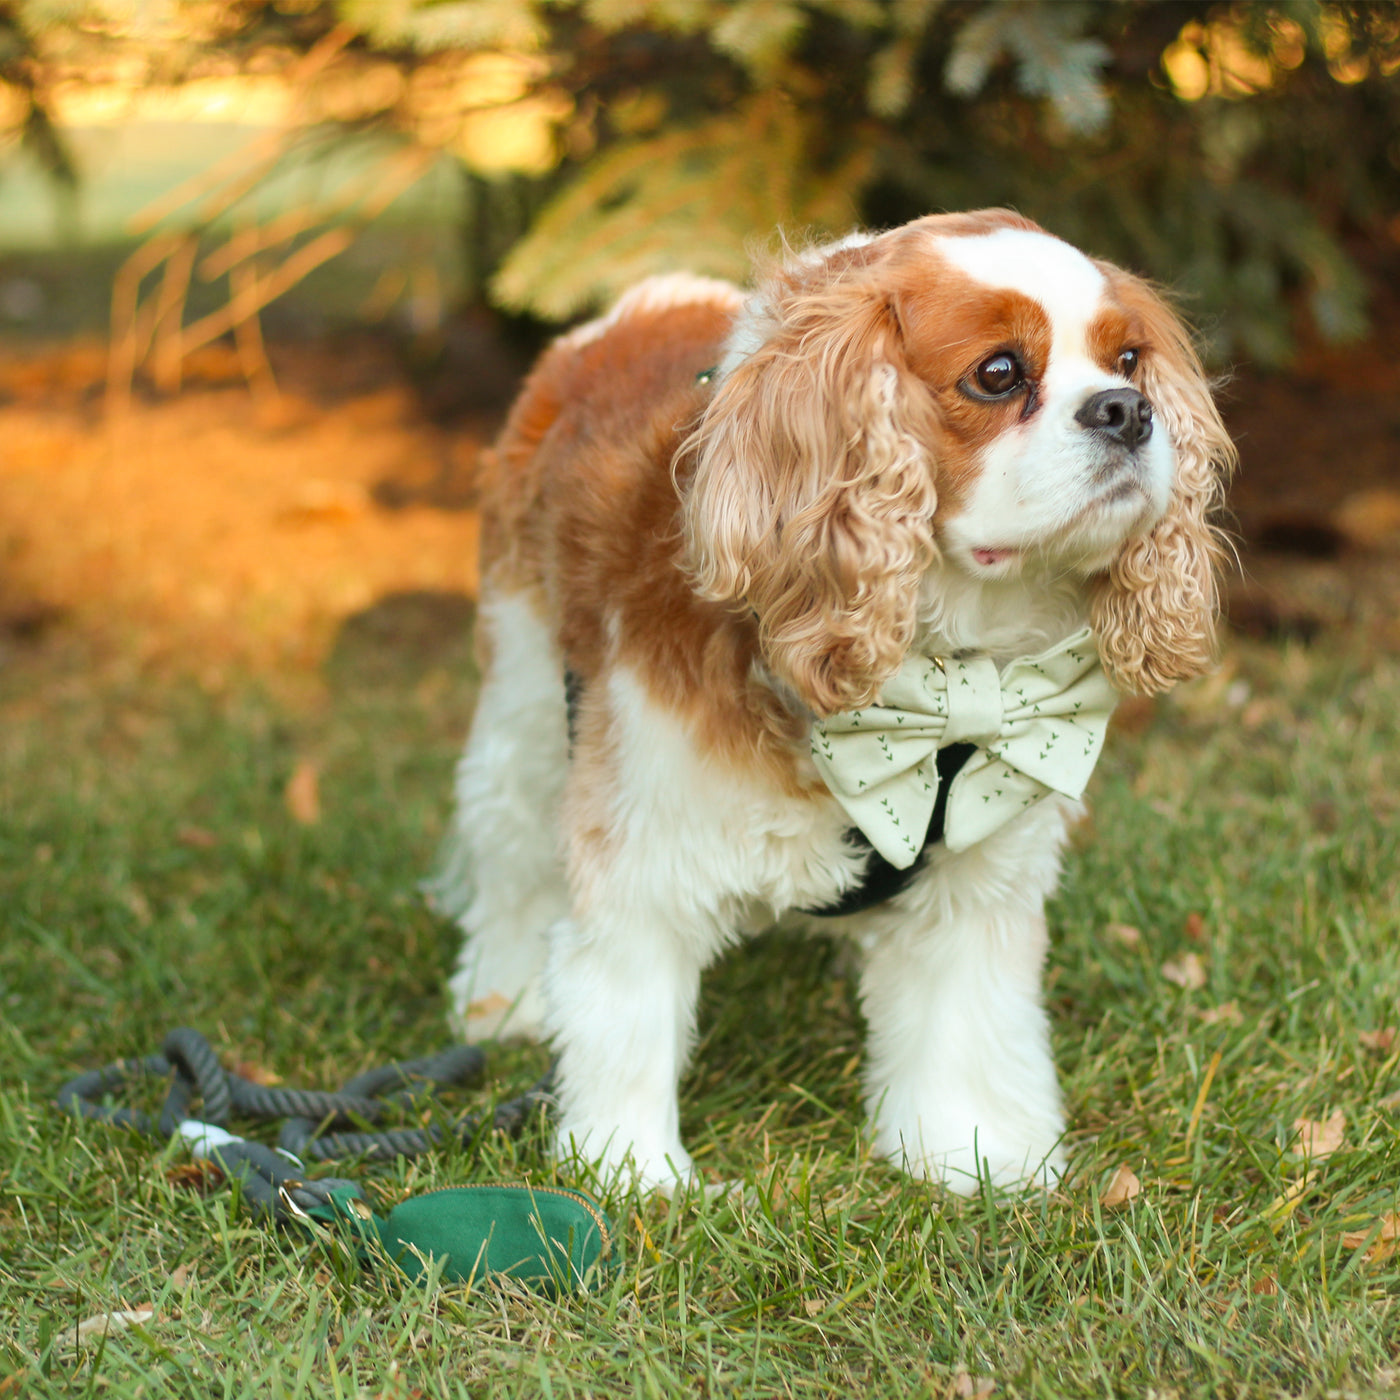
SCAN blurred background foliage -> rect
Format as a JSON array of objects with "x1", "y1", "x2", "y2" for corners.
[{"x1": 0, "y1": 0, "x2": 1397, "y2": 370}]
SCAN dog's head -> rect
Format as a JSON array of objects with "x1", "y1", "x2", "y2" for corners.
[{"x1": 680, "y1": 210, "x2": 1235, "y2": 715}]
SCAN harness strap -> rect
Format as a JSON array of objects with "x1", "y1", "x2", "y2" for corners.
[{"x1": 805, "y1": 741, "x2": 978, "y2": 918}]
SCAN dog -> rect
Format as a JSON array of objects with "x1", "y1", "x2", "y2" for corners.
[{"x1": 434, "y1": 209, "x2": 1233, "y2": 1194}]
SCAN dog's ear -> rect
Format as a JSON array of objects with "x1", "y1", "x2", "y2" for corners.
[
  {"x1": 1092, "y1": 283, "x2": 1236, "y2": 695},
  {"x1": 679, "y1": 259, "x2": 938, "y2": 716}
]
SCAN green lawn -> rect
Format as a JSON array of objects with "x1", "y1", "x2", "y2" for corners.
[{"x1": 2, "y1": 622, "x2": 1398, "y2": 1397}]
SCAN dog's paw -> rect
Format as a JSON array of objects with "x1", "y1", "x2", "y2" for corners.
[
  {"x1": 554, "y1": 1127, "x2": 699, "y2": 1197},
  {"x1": 886, "y1": 1130, "x2": 1065, "y2": 1197}
]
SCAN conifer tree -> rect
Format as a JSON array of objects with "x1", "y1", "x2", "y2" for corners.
[{"x1": 3, "y1": 0, "x2": 1396, "y2": 363}]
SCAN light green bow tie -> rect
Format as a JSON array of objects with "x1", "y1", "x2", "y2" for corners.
[{"x1": 809, "y1": 627, "x2": 1119, "y2": 867}]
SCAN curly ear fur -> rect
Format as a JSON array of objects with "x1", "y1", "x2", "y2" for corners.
[
  {"x1": 1092, "y1": 283, "x2": 1237, "y2": 695},
  {"x1": 679, "y1": 261, "x2": 938, "y2": 716}
]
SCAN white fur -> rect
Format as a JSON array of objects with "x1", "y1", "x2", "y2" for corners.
[
  {"x1": 438, "y1": 593, "x2": 569, "y2": 1040},
  {"x1": 935, "y1": 227, "x2": 1107, "y2": 335},
  {"x1": 853, "y1": 796, "x2": 1076, "y2": 1189},
  {"x1": 557, "y1": 273, "x2": 745, "y2": 352},
  {"x1": 545, "y1": 666, "x2": 869, "y2": 1188}
]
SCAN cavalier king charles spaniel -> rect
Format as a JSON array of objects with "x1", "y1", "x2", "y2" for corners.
[{"x1": 435, "y1": 209, "x2": 1234, "y2": 1194}]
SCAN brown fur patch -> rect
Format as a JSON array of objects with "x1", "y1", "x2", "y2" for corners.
[{"x1": 480, "y1": 290, "x2": 814, "y2": 794}]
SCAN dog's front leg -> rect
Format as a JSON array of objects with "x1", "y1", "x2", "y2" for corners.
[
  {"x1": 858, "y1": 807, "x2": 1073, "y2": 1194},
  {"x1": 543, "y1": 905, "x2": 712, "y2": 1193}
]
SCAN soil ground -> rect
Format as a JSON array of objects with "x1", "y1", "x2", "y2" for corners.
[{"x1": 1, "y1": 312, "x2": 1397, "y2": 696}]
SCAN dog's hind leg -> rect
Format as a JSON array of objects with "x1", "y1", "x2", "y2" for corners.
[{"x1": 433, "y1": 592, "x2": 569, "y2": 1041}]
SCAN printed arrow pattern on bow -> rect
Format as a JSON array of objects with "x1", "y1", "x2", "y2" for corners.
[{"x1": 808, "y1": 627, "x2": 1119, "y2": 865}]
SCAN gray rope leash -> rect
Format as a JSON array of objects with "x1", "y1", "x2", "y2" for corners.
[{"x1": 57, "y1": 1027, "x2": 555, "y2": 1220}]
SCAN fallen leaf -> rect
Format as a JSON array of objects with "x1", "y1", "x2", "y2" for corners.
[
  {"x1": 170, "y1": 1265, "x2": 194, "y2": 1291},
  {"x1": 1102, "y1": 1164, "x2": 1142, "y2": 1209},
  {"x1": 1184, "y1": 911, "x2": 1207, "y2": 942},
  {"x1": 66, "y1": 1308, "x2": 157, "y2": 1348},
  {"x1": 231, "y1": 1060, "x2": 282, "y2": 1086},
  {"x1": 1292, "y1": 1109, "x2": 1346, "y2": 1160},
  {"x1": 1251, "y1": 1275, "x2": 1279, "y2": 1296},
  {"x1": 801, "y1": 1298, "x2": 823, "y2": 1318},
  {"x1": 175, "y1": 824, "x2": 218, "y2": 849},
  {"x1": 1162, "y1": 952, "x2": 1207, "y2": 990},
  {"x1": 165, "y1": 1160, "x2": 224, "y2": 1193},
  {"x1": 1341, "y1": 1211, "x2": 1400, "y2": 1262},
  {"x1": 285, "y1": 760, "x2": 321, "y2": 825},
  {"x1": 1199, "y1": 1001, "x2": 1243, "y2": 1026},
  {"x1": 1105, "y1": 922, "x2": 1142, "y2": 947},
  {"x1": 1358, "y1": 1028, "x2": 1396, "y2": 1054},
  {"x1": 952, "y1": 1373, "x2": 996, "y2": 1398}
]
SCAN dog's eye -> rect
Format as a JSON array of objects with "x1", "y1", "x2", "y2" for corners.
[
  {"x1": 1117, "y1": 347, "x2": 1140, "y2": 377},
  {"x1": 973, "y1": 352, "x2": 1024, "y2": 398}
]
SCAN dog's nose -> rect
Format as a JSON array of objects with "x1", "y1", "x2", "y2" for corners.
[{"x1": 1075, "y1": 388, "x2": 1153, "y2": 449}]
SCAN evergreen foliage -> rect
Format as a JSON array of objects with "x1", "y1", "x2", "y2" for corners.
[{"x1": 2, "y1": 0, "x2": 1397, "y2": 363}]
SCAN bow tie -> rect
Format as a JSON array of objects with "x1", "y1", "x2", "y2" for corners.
[{"x1": 809, "y1": 627, "x2": 1120, "y2": 867}]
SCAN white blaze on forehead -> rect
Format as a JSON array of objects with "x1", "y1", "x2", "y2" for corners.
[{"x1": 935, "y1": 228, "x2": 1107, "y2": 361}]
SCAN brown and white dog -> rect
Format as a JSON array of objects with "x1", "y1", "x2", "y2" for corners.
[{"x1": 435, "y1": 210, "x2": 1233, "y2": 1194}]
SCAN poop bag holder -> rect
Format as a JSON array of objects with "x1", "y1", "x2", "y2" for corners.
[{"x1": 310, "y1": 1181, "x2": 614, "y2": 1292}]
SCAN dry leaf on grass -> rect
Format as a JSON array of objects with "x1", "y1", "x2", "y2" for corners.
[
  {"x1": 231, "y1": 1059, "x2": 282, "y2": 1086},
  {"x1": 1102, "y1": 1164, "x2": 1142, "y2": 1209},
  {"x1": 285, "y1": 759, "x2": 321, "y2": 824},
  {"x1": 1358, "y1": 1028, "x2": 1397, "y2": 1054},
  {"x1": 952, "y1": 1373, "x2": 996, "y2": 1398},
  {"x1": 1183, "y1": 911, "x2": 1207, "y2": 942},
  {"x1": 1199, "y1": 1000, "x2": 1243, "y2": 1026},
  {"x1": 1341, "y1": 1211, "x2": 1400, "y2": 1263},
  {"x1": 165, "y1": 1160, "x2": 225, "y2": 1193},
  {"x1": 1251, "y1": 1275, "x2": 1279, "y2": 1296},
  {"x1": 1105, "y1": 922, "x2": 1142, "y2": 947},
  {"x1": 175, "y1": 824, "x2": 218, "y2": 849},
  {"x1": 64, "y1": 1308, "x2": 157, "y2": 1349},
  {"x1": 1161, "y1": 952, "x2": 1207, "y2": 990},
  {"x1": 1292, "y1": 1110, "x2": 1346, "y2": 1160}
]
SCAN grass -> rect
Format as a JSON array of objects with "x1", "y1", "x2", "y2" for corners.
[{"x1": 2, "y1": 622, "x2": 1399, "y2": 1398}]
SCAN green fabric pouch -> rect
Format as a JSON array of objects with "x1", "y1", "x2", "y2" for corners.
[{"x1": 319, "y1": 1182, "x2": 614, "y2": 1293}]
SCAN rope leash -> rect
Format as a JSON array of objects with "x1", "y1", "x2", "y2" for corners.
[{"x1": 57, "y1": 1029, "x2": 609, "y2": 1291}]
